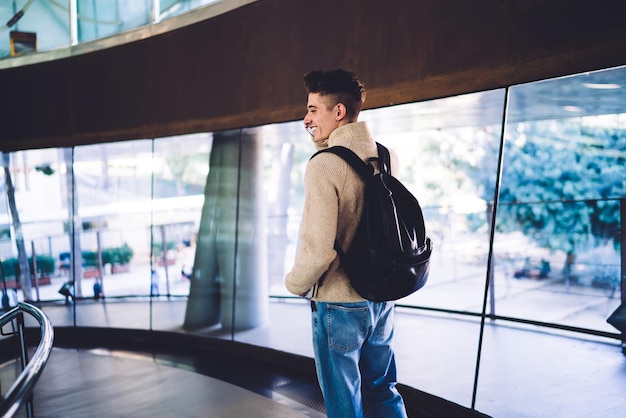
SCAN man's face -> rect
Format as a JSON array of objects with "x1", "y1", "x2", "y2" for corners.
[{"x1": 304, "y1": 93, "x2": 340, "y2": 143}]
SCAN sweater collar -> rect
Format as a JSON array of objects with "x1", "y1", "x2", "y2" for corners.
[{"x1": 327, "y1": 121, "x2": 373, "y2": 148}]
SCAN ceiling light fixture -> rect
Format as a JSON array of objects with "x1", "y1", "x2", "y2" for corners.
[{"x1": 582, "y1": 83, "x2": 621, "y2": 89}]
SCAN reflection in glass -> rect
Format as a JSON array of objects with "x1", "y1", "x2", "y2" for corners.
[
  {"x1": 474, "y1": 65, "x2": 626, "y2": 418},
  {"x1": 493, "y1": 67, "x2": 625, "y2": 332},
  {"x1": 152, "y1": 133, "x2": 212, "y2": 299},
  {"x1": 184, "y1": 129, "x2": 268, "y2": 336},
  {"x1": 72, "y1": 141, "x2": 154, "y2": 301}
]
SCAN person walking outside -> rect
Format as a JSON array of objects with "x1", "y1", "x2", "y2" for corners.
[{"x1": 285, "y1": 68, "x2": 408, "y2": 418}]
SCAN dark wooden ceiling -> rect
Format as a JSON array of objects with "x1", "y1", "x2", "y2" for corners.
[{"x1": 1, "y1": 0, "x2": 626, "y2": 151}]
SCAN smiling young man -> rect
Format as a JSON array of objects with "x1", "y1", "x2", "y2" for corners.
[{"x1": 285, "y1": 69, "x2": 407, "y2": 418}]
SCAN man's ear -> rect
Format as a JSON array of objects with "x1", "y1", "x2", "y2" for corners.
[{"x1": 335, "y1": 103, "x2": 347, "y2": 121}]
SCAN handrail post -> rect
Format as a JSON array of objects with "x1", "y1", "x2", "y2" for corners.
[
  {"x1": 16, "y1": 312, "x2": 28, "y2": 369},
  {"x1": 16, "y1": 311, "x2": 35, "y2": 418}
]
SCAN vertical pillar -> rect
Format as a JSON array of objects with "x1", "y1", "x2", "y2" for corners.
[
  {"x1": 31, "y1": 241, "x2": 40, "y2": 302},
  {"x1": 151, "y1": 0, "x2": 161, "y2": 24},
  {"x1": 62, "y1": 148, "x2": 83, "y2": 298},
  {"x1": 184, "y1": 130, "x2": 268, "y2": 331},
  {"x1": 160, "y1": 225, "x2": 171, "y2": 296},
  {"x1": 69, "y1": 0, "x2": 78, "y2": 46},
  {"x1": 2, "y1": 153, "x2": 33, "y2": 301}
]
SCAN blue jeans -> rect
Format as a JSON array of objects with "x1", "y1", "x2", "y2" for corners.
[{"x1": 311, "y1": 300, "x2": 407, "y2": 418}]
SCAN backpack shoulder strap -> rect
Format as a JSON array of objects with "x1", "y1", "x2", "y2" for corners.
[
  {"x1": 311, "y1": 145, "x2": 374, "y2": 259},
  {"x1": 311, "y1": 146, "x2": 374, "y2": 180},
  {"x1": 375, "y1": 142, "x2": 392, "y2": 175}
]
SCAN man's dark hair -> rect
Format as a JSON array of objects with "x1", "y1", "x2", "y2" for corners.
[{"x1": 303, "y1": 68, "x2": 366, "y2": 120}]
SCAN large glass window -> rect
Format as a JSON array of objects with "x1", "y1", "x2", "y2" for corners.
[
  {"x1": 491, "y1": 67, "x2": 625, "y2": 334},
  {"x1": 475, "y1": 66, "x2": 626, "y2": 416}
]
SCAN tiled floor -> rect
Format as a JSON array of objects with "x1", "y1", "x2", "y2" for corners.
[
  {"x1": 7, "y1": 297, "x2": 622, "y2": 418},
  {"x1": 18, "y1": 348, "x2": 323, "y2": 418}
]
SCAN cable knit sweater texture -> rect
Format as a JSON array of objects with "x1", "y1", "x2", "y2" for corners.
[{"x1": 285, "y1": 121, "x2": 398, "y2": 302}]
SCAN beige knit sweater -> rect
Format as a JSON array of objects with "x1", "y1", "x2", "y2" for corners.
[{"x1": 284, "y1": 121, "x2": 398, "y2": 302}]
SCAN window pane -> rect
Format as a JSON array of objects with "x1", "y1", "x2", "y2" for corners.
[
  {"x1": 475, "y1": 65, "x2": 626, "y2": 417},
  {"x1": 0, "y1": 0, "x2": 70, "y2": 59},
  {"x1": 78, "y1": 0, "x2": 150, "y2": 43},
  {"x1": 72, "y1": 141, "x2": 153, "y2": 320},
  {"x1": 0, "y1": 148, "x2": 66, "y2": 304},
  {"x1": 492, "y1": 66, "x2": 626, "y2": 333},
  {"x1": 150, "y1": 132, "x2": 213, "y2": 331},
  {"x1": 363, "y1": 90, "x2": 507, "y2": 313},
  {"x1": 158, "y1": 0, "x2": 221, "y2": 21}
]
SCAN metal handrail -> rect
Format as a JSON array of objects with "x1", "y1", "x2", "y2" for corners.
[{"x1": 0, "y1": 302, "x2": 54, "y2": 418}]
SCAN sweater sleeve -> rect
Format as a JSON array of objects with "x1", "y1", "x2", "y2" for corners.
[{"x1": 285, "y1": 155, "x2": 341, "y2": 297}]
